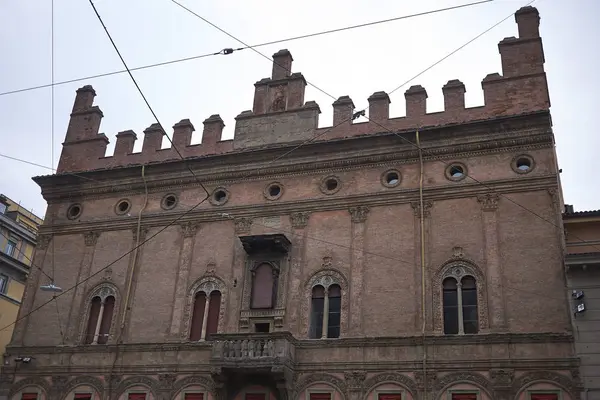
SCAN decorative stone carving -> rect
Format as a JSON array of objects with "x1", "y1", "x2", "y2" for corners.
[
  {"x1": 294, "y1": 373, "x2": 348, "y2": 394},
  {"x1": 344, "y1": 371, "x2": 366, "y2": 391},
  {"x1": 364, "y1": 373, "x2": 419, "y2": 398},
  {"x1": 234, "y1": 217, "x2": 253, "y2": 234},
  {"x1": 78, "y1": 283, "x2": 120, "y2": 345},
  {"x1": 547, "y1": 187, "x2": 559, "y2": 205},
  {"x1": 512, "y1": 371, "x2": 578, "y2": 400},
  {"x1": 302, "y1": 268, "x2": 349, "y2": 337},
  {"x1": 414, "y1": 371, "x2": 437, "y2": 391},
  {"x1": 114, "y1": 376, "x2": 159, "y2": 398},
  {"x1": 158, "y1": 373, "x2": 176, "y2": 390},
  {"x1": 37, "y1": 234, "x2": 51, "y2": 250},
  {"x1": 348, "y1": 206, "x2": 370, "y2": 223},
  {"x1": 490, "y1": 369, "x2": 514, "y2": 387},
  {"x1": 62, "y1": 376, "x2": 105, "y2": 399},
  {"x1": 181, "y1": 275, "x2": 227, "y2": 339},
  {"x1": 433, "y1": 372, "x2": 493, "y2": 398},
  {"x1": 477, "y1": 193, "x2": 500, "y2": 211},
  {"x1": 83, "y1": 231, "x2": 100, "y2": 246},
  {"x1": 290, "y1": 212, "x2": 310, "y2": 229},
  {"x1": 432, "y1": 257, "x2": 489, "y2": 334},
  {"x1": 8, "y1": 377, "x2": 51, "y2": 399},
  {"x1": 322, "y1": 255, "x2": 333, "y2": 269},
  {"x1": 451, "y1": 246, "x2": 465, "y2": 259},
  {"x1": 411, "y1": 200, "x2": 433, "y2": 218},
  {"x1": 180, "y1": 222, "x2": 198, "y2": 238},
  {"x1": 51, "y1": 375, "x2": 69, "y2": 394}
]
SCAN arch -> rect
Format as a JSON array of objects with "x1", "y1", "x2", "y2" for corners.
[
  {"x1": 113, "y1": 376, "x2": 158, "y2": 400},
  {"x1": 295, "y1": 373, "x2": 348, "y2": 399},
  {"x1": 302, "y1": 268, "x2": 349, "y2": 338},
  {"x1": 182, "y1": 274, "x2": 228, "y2": 339},
  {"x1": 173, "y1": 375, "x2": 214, "y2": 394},
  {"x1": 432, "y1": 258, "x2": 489, "y2": 334},
  {"x1": 433, "y1": 372, "x2": 493, "y2": 400},
  {"x1": 9, "y1": 377, "x2": 51, "y2": 399},
  {"x1": 78, "y1": 282, "x2": 121, "y2": 345},
  {"x1": 61, "y1": 376, "x2": 104, "y2": 399},
  {"x1": 363, "y1": 373, "x2": 418, "y2": 400},
  {"x1": 512, "y1": 371, "x2": 578, "y2": 400}
]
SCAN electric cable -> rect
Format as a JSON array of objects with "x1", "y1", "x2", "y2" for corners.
[
  {"x1": 88, "y1": 0, "x2": 211, "y2": 202},
  {"x1": 0, "y1": 0, "x2": 491, "y2": 98}
]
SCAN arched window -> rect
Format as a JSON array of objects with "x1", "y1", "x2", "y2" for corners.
[
  {"x1": 309, "y1": 283, "x2": 341, "y2": 339},
  {"x1": 189, "y1": 290, "x2": 222, "y2": 341},
  {"x1": 443, "y1": 276, "x2": 478, "y2": 335},
  {"x1": 84, "y1": 293, "x2": 116, "y2": 345},
  {"x1": 251, "y1": 263, "x2": 278, "y2": 309}
]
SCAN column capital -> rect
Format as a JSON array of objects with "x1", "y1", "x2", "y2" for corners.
[
  {"x1": 349, "y1": 206, "x2": 370, "y2": 223},
  {"x1": 477, "y1": 193, "x2": 500, "y2": 212}
]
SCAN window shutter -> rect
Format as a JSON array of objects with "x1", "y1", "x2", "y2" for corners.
[
  {"x1": 184, "y1": 393, "x2": 204, "y2": 400},
  {"x1": 251, "y1": 264, "x2": 274, "y2": 309},
  {"x1": 128, "y1": 393, "x2": 147, "y2": 400},
  {"x1": 309, "y1": 393, "x2": 332, "y2": 400},
  {"x1": 531, "y1": 394, "x2": 559, "y2": 400},
  {"x1": 21, "y1": 394, "x2": 38, "y2": 400},
  {"x1": 189, "y1": 292, "x2": 207, "y2": 341},
  {"x1": 98, "y1": 296, "x2": 115, "y2": 344},
  {"x1": 378, "y1": 393, "x2": 401, "y2": 400},
  {"x1": 246, "y1": 394, "x2": 266, "y2": 400},
  {"x1": 451, "y1": 394, "x2": 477, "y2": 400},
  {"x1": 206, "y1": 291, "x2": 222, "y2": 337},
  {"x1": 74, "y1": 394, "x2": 92, "y2": 400}
]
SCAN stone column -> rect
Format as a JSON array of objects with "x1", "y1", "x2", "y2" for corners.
[
  {"x1": 11, "y1": 234, "x2": 51, "y2": 345},
  {"x1": 64, "y1": 231, "x2": 100, "y2": 344},
  {"x1": 200, "y1": 294, "x2": 211, "y2": 340},
  {"x1": 348, "y1": 206, "x2": 369, "y2": 336},
  {"x1": 477, "y1": 193, "x2": 507, "y2": 331},
  {"x1": 287, "y1": 212, "x2": 309, "y2": 334},
  {"x1": 411, "y1": 201, "x2": 433, "y2": 332},
  {"x1": 169, "y1": 222, "x2": 198, "y2": 338}
]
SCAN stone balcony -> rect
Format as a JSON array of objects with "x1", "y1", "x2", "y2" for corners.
[{"x1": 209, "y1": 332, "x2": 296, "y2": 382}]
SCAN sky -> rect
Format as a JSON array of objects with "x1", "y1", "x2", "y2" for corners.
[{"x1": 0, "y1": 0, "x2": 598, "y2": 219}]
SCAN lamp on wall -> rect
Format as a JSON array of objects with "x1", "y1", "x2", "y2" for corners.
[
  {"x1": 572, "y1": 290, "x2": 586, "y2": 317},
  {"x1": 40, "y1": 283, "x2": 63, "y2": 293}
]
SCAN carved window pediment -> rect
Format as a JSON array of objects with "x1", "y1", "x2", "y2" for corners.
[{"x1": 239, "y1": 234, "x2": 291, "y2": 255}]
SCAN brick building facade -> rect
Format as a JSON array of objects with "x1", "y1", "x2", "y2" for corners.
[{"x1": 1, "y1": 6, "x2": 581, "y2": 400}]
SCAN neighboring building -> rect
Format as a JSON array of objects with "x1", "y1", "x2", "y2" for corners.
[
  {"x1": 2, "y1": 6, "x2": 582, "y2": 400},
  {"x1": 564, "y1": 205, "x2": 600, "y2": 400},
  {"x1": 0, "y1": 195, "x2": 40, "y2": 357}
]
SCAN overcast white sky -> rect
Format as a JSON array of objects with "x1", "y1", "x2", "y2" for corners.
[{"x1": 0, "y1": 0, "x2": 598, "y2": 219}]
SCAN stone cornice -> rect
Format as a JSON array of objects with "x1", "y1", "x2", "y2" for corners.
[
  {"x1": 37, "y1": 176, "x2": 558, "y2": 235},
  {"x1": 5, "y1": 332, "x2": 572, "y2": 356},
  {"x1": 34, "y1": 124, "x2": 553, "y2": 202}
]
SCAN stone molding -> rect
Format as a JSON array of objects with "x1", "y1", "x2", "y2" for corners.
[
  {"x1": 83, "y1": 231, "x2": 100, "y2": 246},
  {"x1": 432, "y1": 254, "x2": 489, "y2": 334},
  {"x1": 77, "y1": 282, "x2": 121, "y2": 345},
  {"x1": 290, "y1": 212, "x2": 310, "y2": 229},
  {"x1": 182, "y1": 274, "x2": 228, "y2": 339},
  {"x1": 295, "y1": 373, "x2": 347, "y2": 396},
  {"x1": 113, "y1": 375, "x2": 159, "y2": 399},
  {"x1": 39, "y1": 177, "x2": 557, "y2": 235},
  {"x1": 301, "y1": 267, "x2": 350, "y2": 338},
  {"x1": 35, "y1": 120, "x2": 554, "y2": 201},
  {"x1": 363, "y1": 373, "x2": 419, "y2": 398},
  {"x1": 477, "y1": 193, "x2": 500, "y2": 211},
  {"x1": 8, "y1": 377, "x2": 51, "y2": 399},
  {"x1": 512, "y1": 371, "x2": 579, "y2": 400},
  {"x1": 348, "y1": 206, "x2": 370, "y2": 223},
  {"x1": 433, "y1": 371, "x2": 494, "y2": 399},
  {"x1": 234, "y1": 217, "x2": 253, "y2": 234}
]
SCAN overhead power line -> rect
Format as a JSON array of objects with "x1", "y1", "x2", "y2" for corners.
[
  {"x1": 1, "y1": 0, "x2": 557, "y2": 338},
  {"x1": 0, "y1": 0, "x2": 491, "y2": 98}
]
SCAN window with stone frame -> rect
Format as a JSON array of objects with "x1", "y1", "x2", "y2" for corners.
[
  {"x1": 185, "y1": 275, "x2": 226, "y2": 341},
  {"x1": 443, "y1": 275, "x2": 478, "y2": 335},
  {"x1": 74, "y1": 394, "x2": 93, "y2": 400},
  {"x1": 450, "y1": 393, "x2": 478, "y2": 400},
  {"x1": 83, "y1": 285, "x2": 118, "y2": 345},
  {"x1": 433, "y1": 257, "x2": 487, "y2": 335},
  {"x1": 530, "y1": 392, "x2": 559, "y2": 400},
  {"x1": 306, "y1": 266, "x2": 347, "y2": 339},
  {"x1": 238, "y1": 234, "x2": 291, "y2": 330},
  {"x1": 21, "y1": 394, "x2": 38, "y2": 400}
]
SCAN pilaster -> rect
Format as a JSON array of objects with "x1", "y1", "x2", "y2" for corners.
[
  {"x1": 287, "y1": 212, "x2": 310, "y2": 334},
  {"x1": 411, "y1": 201, "x2": 433, "y2": 332},
  {"x1": 348, "y1": 206, "x2": 369, "y2": 335}
]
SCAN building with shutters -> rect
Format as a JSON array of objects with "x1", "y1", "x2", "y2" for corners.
[
  {"x1": 0, "y1": 195, "x2": 41, "y2": 357},
  {"x1": 0, "y1": 5, "x2": 583, "y2": 400},
  {"x1": 563, "y1": 205, "x2": 600, "y2": 400}
]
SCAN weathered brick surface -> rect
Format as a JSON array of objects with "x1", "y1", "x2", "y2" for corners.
[{"x1": 3, "y1": 6, "x2": 581, "y2": 400}]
